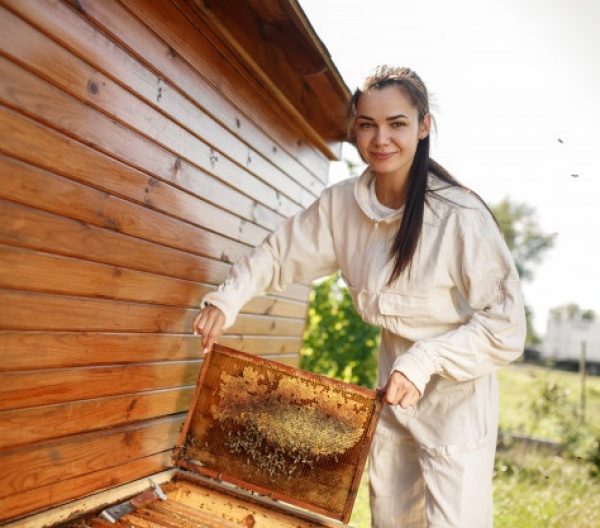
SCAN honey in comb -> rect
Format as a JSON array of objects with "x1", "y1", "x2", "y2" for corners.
[
  {"x1": 180, "y1": 346, "x2": 381, "y2": 520},
  {"x1": 209, "y1": 365, "x2": 369, "y2": 479}
]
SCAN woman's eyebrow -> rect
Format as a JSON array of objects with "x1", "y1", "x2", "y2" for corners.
[{"x1": 356, "y1": 114, "x2": 409, "y2": 121}]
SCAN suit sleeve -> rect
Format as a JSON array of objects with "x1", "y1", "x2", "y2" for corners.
[
  {"x1": 199, "y1": 189, "x2": 338, "y2": 329},
  {"x1": 391, "y1": 207, "x2": 527, "y2": 394}
]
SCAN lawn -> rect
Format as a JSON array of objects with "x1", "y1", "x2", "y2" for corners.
[
  {"x1": 498, "y1": 363, "x2": 600, "y2": 442},
  {"x1": 348, "y1": 364, "x2": 600, "y2": 527},
  {"x1": 494, "y1": 446, "x2": 600, "y2": 528}
]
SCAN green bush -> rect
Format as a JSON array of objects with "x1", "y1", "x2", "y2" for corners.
[
  {"x1": 526, "y1": 377, "x2": 600, "y2": 463},
  {"x1": 300, "y1": 273, "x2": 379, "y2": 388}
]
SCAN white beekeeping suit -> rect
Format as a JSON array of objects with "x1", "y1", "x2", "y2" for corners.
[{"x1": 202, "y1": 168, "x2": 526, "y2": 527}]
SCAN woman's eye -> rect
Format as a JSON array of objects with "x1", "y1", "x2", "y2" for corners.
[
  {"x1": 358, "y1": 122, "x2": 373, "y2": 129},
  {"x1": 391, "y1": 122, "x2": 406, "y2": 128}
]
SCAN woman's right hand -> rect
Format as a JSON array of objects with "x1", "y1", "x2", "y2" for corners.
[{"x1": 193, "y1": 304, "x2": 225, "y2": 355}]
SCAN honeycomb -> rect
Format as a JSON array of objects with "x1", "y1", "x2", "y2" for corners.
[{"x1": 180, "y1": 346, "x2": 380, "y2": 521}]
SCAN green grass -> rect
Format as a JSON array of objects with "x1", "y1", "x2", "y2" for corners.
[
  {"x1": 498, "y1": 363, "x2": 600, "y2": 442},
  {"x1": 494, "y1": 447, "x2": 600, "y2": 528},
  {"x1": 347, "y1": 364, "x2": 600, "y2": 528}
]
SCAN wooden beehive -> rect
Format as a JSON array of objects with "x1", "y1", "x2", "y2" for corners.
[
  {"x1": 0, "y1": 0, "x2": 351, "y2": 524},
  {"x1": 63, "y1": 475, "x2": 347, "y2": 528},
  {"x1": 55, "y1": 345, "x2": 382, "y2": 527}
]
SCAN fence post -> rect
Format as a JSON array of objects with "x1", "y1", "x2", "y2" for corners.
[{"x1": 580, "y1": 340, "x2": 587, "y2": 424}]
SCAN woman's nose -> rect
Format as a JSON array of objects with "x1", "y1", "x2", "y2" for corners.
[{"x1": 374, "y1": 127, "x2": 390, "y2": 146}]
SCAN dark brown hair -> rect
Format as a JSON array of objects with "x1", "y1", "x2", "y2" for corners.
[{"x1": 348, "y1": 66, "x2": 489, "y2": 284}]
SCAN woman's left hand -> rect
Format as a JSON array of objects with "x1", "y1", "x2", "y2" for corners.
[{"x1": 383, "y1": 371, "x2": 421, "y2": 408}]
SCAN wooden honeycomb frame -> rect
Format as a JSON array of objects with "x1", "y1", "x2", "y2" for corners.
[{"x1": 173, "y1": 345, "x2": 382, "y2": 523}]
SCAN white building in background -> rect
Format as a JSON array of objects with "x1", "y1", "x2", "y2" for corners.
[{"x1": 541, "y1": 307, "x2": 600, "y2": 369}]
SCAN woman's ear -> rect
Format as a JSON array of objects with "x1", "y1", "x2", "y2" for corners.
[{"x1": 419, "y1": 113, "x2": 431, "y2": 139}]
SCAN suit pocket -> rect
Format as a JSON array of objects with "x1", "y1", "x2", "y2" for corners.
[
  {"x1": 377, "y1": 289, "x2": 458, "y2": 333},
  {"x1": 378, "y1": 290, "x2": 438, "y2": 318}
]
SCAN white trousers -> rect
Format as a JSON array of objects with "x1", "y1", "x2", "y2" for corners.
[
  {"x1": 368, "y1": 415, "x2": 496, "y2": 528},
  {"x1": 369, "y1": 337, "x2": 499, "y2": 527}
]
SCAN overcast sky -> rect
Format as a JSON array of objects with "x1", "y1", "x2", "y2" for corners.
[{"x1": 299, "y1": 0, "x2": 600, "y2": 337}]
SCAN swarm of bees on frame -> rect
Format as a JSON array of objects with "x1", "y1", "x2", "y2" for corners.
[{"x1": 208, "y1": 366, "x2": 370, "y2": 480}]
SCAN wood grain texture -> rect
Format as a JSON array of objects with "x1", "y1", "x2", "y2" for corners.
[
  {"x1": 0, "y1": 196, "x2": 228, "y2": 284},
  {"x1": 0, "y1": 332, "x2": 302, "y2": 371},
  {"x1": 168, "y1": 479, "x2": 328, "y2": 528},
  {"x1": 0, "y1": 453, "x2": 172, "y2": 523},
  {"x1": 0, "y1": 351, "x2": 298, "y2": 412},
  {"x1": 0, "y1": 96, "x2": 287, "y2": 233},
  {"x1": 267, "y1": 354, "x2": 300, "y2": 368},
  {"x1": 0, "y1": 0, "x2": 334, "y2": 522},
  {"x1": 63, "y1": 0, "x2": 329, "y2": 180},
  {"x1": 0, "y1": 388, "x2": 193, "y2": 449},
  {"x1": 0, "y1": 290, "x2": 306, "y2": 335},
  {"x1": 0, "y1": 65, "x2": 266, "y2": 251},
  {"x1": 0, "y1": 244, "x2": 307, "y2": 318},
  {"x1": 178, "y1": 0, "x2": 340, "y2": 163},
  {"x1": 0, "y1": 198, "x2": 311, "y2": 302},
  {"x1": 0, "y1": 361, "x2": 199, "y2": 411},
  {"x1": 0, "y1": 416, "x2": 181, "y2": 498},
  {"x1": 0, "y1": 0, "x2": 321, "y2": 207},
  {"x1": 0, "y1": 77, "x2": 295, "y2": 228}
]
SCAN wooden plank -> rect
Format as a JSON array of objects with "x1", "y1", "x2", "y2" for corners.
[
  {"x1": 271, "y1": 354, "x2": 301, "y2": 368},
  {"x1": 125, "y1": 508, "x2": 187, "y2": 528},
  {"x1": 0, "y1": 288, "x2": 200, "y2": 332},
  {"x1": 241, "y1": 294, "x2": 308, "y2": 320},
  {"x1": 52, "y1": 0, "x2": 329, "y2": 183},
  {"x1": 0, "y1": 457, "x2": 173, "y2": 525},
  {"x1": 0, "y1": 196, "x2": 229, "y2": 283},
  {"x1": 0, "y1": 361, "x2": 199, "y2": 411},
  {"x1": 1, "y1": 469, "x2": 176, "y2": 528},
  {"x1": 169, "y1": 480, "x2": 327, "y2": 528},
  {"x1": 223, "y1": 314, "x2": 307, "y2": 341},
  {"x1": 0, "y1": 242, "x2": 212, "y2": 307},
  {"x1": 0, "y1": 290, "x2": 307, "y2": 335},
  {"x1": 0, "y1": 332, "x2": 302, "y2": 371},
  {"x1": 0, "y1": 96, "x2": 287, "y2": 232},
  {"x1": 176, "y1": 0, "x2": 339, "y2": 170},
  {"x1": 0, "y1": 101, "x2": 266, "y2": 253},
  {"x1": 135, "y1": 0, "x2": 334, "y2": 177},
  {"x1": 0, "y1": 416, "x2": 181, "y2": 498},
  {"x1": 156, "y1": 0, "x2": 333, "y2": 177},
  {"x1": 0, "y1": 387, "x2": 194, "y2": 449},
  {"x1": 0, "y1": 152, "x2": 257, "y2": 262},
  {"x1": 0, "y1": 244, "x2": 307, "y2": 319},
  {"x1": 0, "y1": 1, "x2": 317, "y2": 209},
  {"x1": 219, "y1": 335, "x2": 302, "y2": 356},
  {"x1": 0, "y1": 199, "x2": 311, "y2": 302},
  {"x1": 0, "y1": 3, "x2": 314, "y2": 213},
  {"x1": 142, "y1": 501, "x2": 241, "y2": 528}
]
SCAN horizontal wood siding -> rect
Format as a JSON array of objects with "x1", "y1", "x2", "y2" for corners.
[{"x1": 0, "y1": 0, "x2": 333, "y2": 521}]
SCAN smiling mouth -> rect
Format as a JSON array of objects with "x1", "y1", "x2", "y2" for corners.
[{"x1": 370, "y1": 152, "x2": 396, "y2": 160}]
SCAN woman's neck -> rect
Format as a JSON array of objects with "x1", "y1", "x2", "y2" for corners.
[{"x1": 373, "y1": 170, "x2": 409, "y2": 209}]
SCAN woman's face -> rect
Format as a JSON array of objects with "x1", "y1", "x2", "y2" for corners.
[{"x1": 355, "y1": 85, "x2": 430, "y2": 180}]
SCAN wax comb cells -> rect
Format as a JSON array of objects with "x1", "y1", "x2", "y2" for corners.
[{"x1": 181, "y1": 346, "x2": 381, "y2": 520}]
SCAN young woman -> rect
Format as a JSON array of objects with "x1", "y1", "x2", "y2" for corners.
[{"x1": 193, "y1": 66, "x2": 526, "y2": 527}]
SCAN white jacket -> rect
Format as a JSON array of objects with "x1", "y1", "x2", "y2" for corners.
[{"x1": 201, "y1": 168, "x2": 527, "y2": 396}]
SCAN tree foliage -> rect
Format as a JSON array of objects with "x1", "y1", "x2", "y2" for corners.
[
  {"x1": 491, "y1": 199, "x2": 556, "y2": 282},
  {"x1": 300, "y1": 274, "x2": 379, "y2": 388},
  {"x1": 491, "y1": 198, "x2": 556, "y2": 345},
  {"x1": 550, "y1": 303, "x2": 596, "y2": 322}
]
